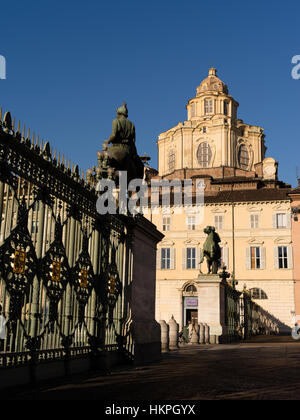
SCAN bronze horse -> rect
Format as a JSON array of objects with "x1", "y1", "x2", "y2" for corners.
[{"x1": 199, "y1": 226, "x2": 221, "y2": 274}]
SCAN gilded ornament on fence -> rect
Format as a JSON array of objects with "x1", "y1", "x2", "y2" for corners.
[
  {"x1": 12, "y1": 250, "x2": 26, "y2": 274},
  {"x1": 108, "y1": 276, "x2": 117, "y2": 295},
  {"x1": 79, "y1": 269, "x2": 88, "y2": 288},
  {"x1": 50, "y1": 261, "x2": 61, "y2": 282}
]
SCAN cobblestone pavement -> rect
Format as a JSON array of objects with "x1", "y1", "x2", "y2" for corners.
[{"x1": 4, "y1": 336, "x2": 300, "y2": 400}]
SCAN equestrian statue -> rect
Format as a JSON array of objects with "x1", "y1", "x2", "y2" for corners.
[
  {"x1": 97, "y1": 103, "x2": 144, "y2": 186},
  {"x1": 199, "y1": 226, "x2": 221, "y2": 274}
]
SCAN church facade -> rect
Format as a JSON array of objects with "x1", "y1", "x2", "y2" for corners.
[{"x1": 145, "y1": 68, "x2": 294, "y2": 333}]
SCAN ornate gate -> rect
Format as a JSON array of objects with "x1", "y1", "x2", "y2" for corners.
[{"x1": 0, "y1": 111, "x2": 134, "y2": 377}]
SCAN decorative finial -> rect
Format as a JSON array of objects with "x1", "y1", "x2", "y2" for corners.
[{"x1": 208, "y1": 66, "x2": 217, "y2": 76}]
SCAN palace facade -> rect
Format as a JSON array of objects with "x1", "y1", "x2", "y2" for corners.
[{"x1": 145, "y1": 68, "x2": 295, "y2": 333}]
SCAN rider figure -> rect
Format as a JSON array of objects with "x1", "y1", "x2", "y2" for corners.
[{"x1": 104, "y1": 103, "x2": 144, "y2": 181}]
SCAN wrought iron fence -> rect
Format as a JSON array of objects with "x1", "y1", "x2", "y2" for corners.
[
  {"x1": 223, "y1": 272, "x2": 279, "y2": 341},
  {"x1": 0, "y1": 111, "x2": 134, "y2": 376},
  {"x1": 224, "y1": 281, "x2": 241, "y2": 341},
  {"x1": 241, "y1": 290, "x2": 279, "y2": 339}
]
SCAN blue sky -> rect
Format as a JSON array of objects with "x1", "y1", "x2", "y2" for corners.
[{"x1": 0, "y1": 0, "x2": 299, "y2": 185}]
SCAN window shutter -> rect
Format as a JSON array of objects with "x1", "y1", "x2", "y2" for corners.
[
  {"x1": 274, "y1": 247, "x2": 279, "y2": 269},
  {"x1": 260, "y1": 247, "x2": 266, "y2": 269},
  {"x1": 220, "y1": 215, "x2": 224, "y2": 230},
  {"x1": 223, "y1": 247, "x2": 229, "y2": 268},
  {"x1": 272, "y1": 214, "x2": 277, "y2": 228},
  {"x1": 196, "y1": 248, "x2": 202, "y2": 269},
  {"x1": 170, "y1": 248, "x2": 176, "y2": 270},
  {"x1": 156, "y1": 248, "x2": 161, "y2": 270},
  {"x1": 246, "y1": 247, "x2": 251, "y2": 270},
  {"x1": 182, "y1": 248, "x2": 187, "y2": 270},
  {"x1": 250, "y1": 214, "x2": 254, "y2": 229},
  {"x1": 287, "y1": 246, "x2": 293, "y2": 269},
  {"x1": 286, "y1": 213, "x2": 292, "y2": 229},
  {"x1": 214, "y1": 215, "x2": 217, "y2": 229}
]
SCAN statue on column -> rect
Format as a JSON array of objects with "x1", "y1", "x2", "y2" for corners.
[{"x1": 96, "y1": 103, "x2": 144, "y2": 185}]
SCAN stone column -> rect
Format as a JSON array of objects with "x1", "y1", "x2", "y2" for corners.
[
  {"x1": 168, "y1": 316, "x2": 179, "y2": 350},
  {"x1": 196, "y1": 273, "x2": 228, "y2": 343},
  {"x1": 159, "y1": 320, "x2": 169, "y2": 352}
]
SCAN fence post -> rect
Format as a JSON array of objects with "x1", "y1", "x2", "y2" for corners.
[
  {"x1": 29, "y1": 199, "x2": 46, "y2": 383},
  {"x1": 63, "y1": 216, "x2": 76, "y2": 374}
]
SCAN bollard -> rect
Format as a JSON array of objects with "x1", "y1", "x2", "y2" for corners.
[
  {"x1": 168, "y1": 315, "x2": 179, "y2": 350},
  {"x1": 190, "y1": 322, "x2": 199, "y2": 344},
  {"x1": 159, "y1": 320, "x2": 169, "y2": 352},
  {"x1": 199, "y1": 323, "x2": 205, "y2": 344},
  {"x1": 204, "y1": 323, "x2": 210, "y2": 344},
  {"x1": 210, "y1": 335, "x2": 217, "y2": 344}
]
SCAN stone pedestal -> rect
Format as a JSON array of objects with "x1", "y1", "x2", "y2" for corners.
[
  {"x1": 196, "y1": 274, "x2": 227, "y2": 343},
  {"x1": 129, "y1": 216, "x2": 164, "y2": 364}
]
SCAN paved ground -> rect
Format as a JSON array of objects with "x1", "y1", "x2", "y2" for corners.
[{"x1": 3, "y1": 336, "x2": 300, "y2": 400}]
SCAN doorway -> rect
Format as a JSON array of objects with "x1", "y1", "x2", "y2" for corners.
[
  {"x1": 183, "y1": 296, "x2": 198, "y2": 326},
  {"x1": 186, "y1": 309, "x2": 198, "y2": 324}
]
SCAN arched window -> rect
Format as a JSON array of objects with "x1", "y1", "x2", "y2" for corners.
[
  {"x1": 249, "y1": 288, "x2": 268, "y2": 300},
  {"x1": 168, "y1": 149, "x2": 176, "y2": 171},
  {"x1": 185, "y1": 284, "x2": 197, "y2": 294},
  {"x1": 197, "y1": 142, "x2": 212, "y2": 168},
  {"x1": 238, "y1": 144, "x2": 249, "y2": 170}
]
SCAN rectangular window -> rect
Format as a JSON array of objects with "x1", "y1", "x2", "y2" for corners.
[
  {"x1": 214, "y1": 215, "x2": 224, "y2": 231},
  {"x1": 278, "y1": 246, "x2": 288, "y2": 269},
  {"x1": 224, "y1": 101, "x2": 228, "y2": 115},
  {"x1": 191, "y1": 103, "x2": 195, "y2": 117},
  {"x1": 276, "y1": 213, "x2": 287, "y2": 228},
  {"x1": 186, "y1": 248, "x2": 196, "y2": 269},
  {"x1": 250, "y1": 214, "x2": 260, "y2": 229},
  {"x1": 250, "y1": 247, "x2": 261, "y2": 269},
  {"x1": 161, "y1": 248, "x2": 171, "y2": 269},
  {"x1": 220, "y1": 247, "x2": 229, "y2": 268},
  {"x1": 162, "y1": 216, "x2": 171, "y2": 232},
  {"x1": 204, "y1": 99, "x2": 214, "y2": 115},
  {"x1": 187, "y1": 215, "x2": 196, "y2": 231}
]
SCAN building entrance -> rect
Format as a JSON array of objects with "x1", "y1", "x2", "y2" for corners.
[
  {"x1": 186, "y1": 309, "x2": 198, "y2": 324},
  {"x1": 183, "y1": 296, "x2": 198, "y2": 326}
]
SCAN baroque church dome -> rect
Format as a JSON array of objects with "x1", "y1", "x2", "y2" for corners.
[{"x1": 196, "y1": 67, "x2": 228, "y2": 96}]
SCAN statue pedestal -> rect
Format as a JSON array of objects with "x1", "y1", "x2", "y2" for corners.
[
  {"x1": 129, "y1": 216, "x2": 164, "y2": 364},
  {"x1": 196, "y1": 274, "x2": 227, "y2": 343}
]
